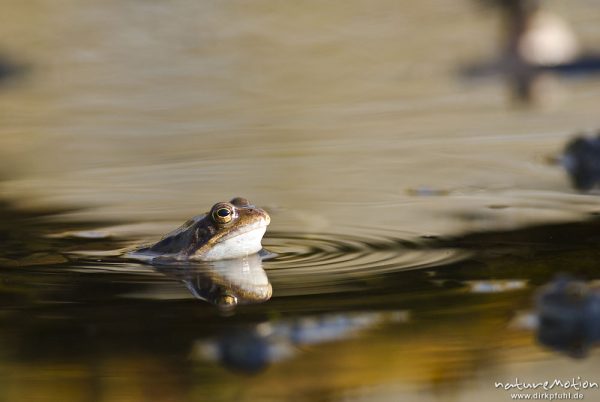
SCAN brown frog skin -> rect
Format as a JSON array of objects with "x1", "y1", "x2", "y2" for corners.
[{"x1": 132, "y1": 197, "x2": 270, "y2": 262}]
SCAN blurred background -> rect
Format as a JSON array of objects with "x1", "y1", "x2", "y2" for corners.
[{"x1": 0, "y1": 1, "x2": 599, "y2": 401}]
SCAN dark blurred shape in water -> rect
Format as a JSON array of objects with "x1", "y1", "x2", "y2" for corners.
[
  {"x1": 466, "y1": 0, "x2": 600, "y2": 104},
  {"x1": 0, "y1": 54, "x2": 27, "y2": 86},
  {"x1": 155, "y1": 253, "x2": 272, "y2": 312},
  {"x1": 561, "y1": 132, "x2": 600, "y2": 192},
  {"x1": 193, "y1": 311, "x2": 408, "y2": 374},
  {"x1": 536, "y1": 276, "x2": 600, "y2": 358}
]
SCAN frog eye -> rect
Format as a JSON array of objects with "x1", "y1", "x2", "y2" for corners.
[{"x1": 211, "y1": 204, "x2": 234, "y2": 224}]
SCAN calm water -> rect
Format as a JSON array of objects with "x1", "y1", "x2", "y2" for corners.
[{"x1": 0, "y1": 1, "x2": 599, "y2": 401}]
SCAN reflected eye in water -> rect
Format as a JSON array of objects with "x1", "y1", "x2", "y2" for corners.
[{"x1": 217, "y1": 294, "x2": 238, "y2": 310}]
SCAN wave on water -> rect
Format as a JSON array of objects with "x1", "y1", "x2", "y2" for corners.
[{"x1": 262, "y1": 230, "x2": 468, "y2": 295}]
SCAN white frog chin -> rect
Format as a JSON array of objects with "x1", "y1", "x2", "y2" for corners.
[{"x1": 197, "y1": 226, "x2": 267, "y2": 261}]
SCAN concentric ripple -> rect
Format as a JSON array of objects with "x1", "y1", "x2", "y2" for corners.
[{"x1": 262, "y1": 230, "x2": 469, "y2": 295}]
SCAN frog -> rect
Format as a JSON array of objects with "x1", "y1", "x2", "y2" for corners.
[{"x1": 130, "y1": 197, "x2": 270, "y2": 262}]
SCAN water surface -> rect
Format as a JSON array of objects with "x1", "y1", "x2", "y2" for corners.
[{"x1": 0, "y1": 0, "x2": 599, "y2": 401}]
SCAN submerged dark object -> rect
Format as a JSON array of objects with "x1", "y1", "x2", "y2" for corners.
[
  {"x1": 535, "y1": 276, "x2": 600, "y2": 357},
  {"x1": 194, "y1": 311, "x2": 406, "y2": 373},
  {"x1": 561, "y1": 133, "x2": 600, "y2": 191},
  {"x1": 0, "y1": 54, "x2": 28, "y2": 85}
]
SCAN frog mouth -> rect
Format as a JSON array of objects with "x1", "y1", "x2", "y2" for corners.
[
  {"x1": 201, "y1": 217, "x2": 270, "y2": 261},
  {"x1": 218, "y1": 215, "x2": 270, "y2": 240}
]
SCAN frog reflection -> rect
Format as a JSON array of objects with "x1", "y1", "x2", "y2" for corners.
[
  {"x1": 535, "y1": 276, "x2": 600, "y2": 358},
  {"x1": 156, "y1": 252, "x2": 272, "y2": 310},
  {"x1": 192, "y1": 311, "x2": 408, "y2": 373}
]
